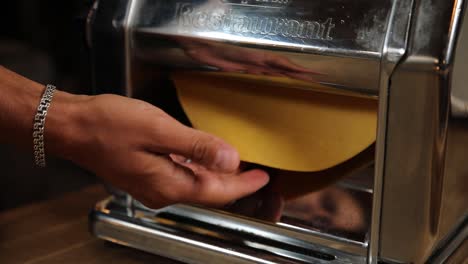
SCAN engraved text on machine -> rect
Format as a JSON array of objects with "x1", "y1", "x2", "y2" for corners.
[{"x1": 173, "y1": 3, "x2": 336, "y2": 40}]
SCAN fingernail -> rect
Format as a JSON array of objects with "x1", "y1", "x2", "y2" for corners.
[{"x1": 214, "y1": 148, "x2": 238, "y2": 171}]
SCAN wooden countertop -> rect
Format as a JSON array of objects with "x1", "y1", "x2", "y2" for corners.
[{"x1": 0, "y1": 185, "x2": 182, "y2": 264}]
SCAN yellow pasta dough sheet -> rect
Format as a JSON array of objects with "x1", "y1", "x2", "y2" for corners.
[{"x1": 173, "y1": 71, "x2": 378, "y2": 172}]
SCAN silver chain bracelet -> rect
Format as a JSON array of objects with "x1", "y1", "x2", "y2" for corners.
[{"x1": 33, "y1": 84, "x2": 57, "y2": 167}]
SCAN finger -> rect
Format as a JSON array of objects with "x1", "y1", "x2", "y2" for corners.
[
  {"x1": 170, "y1": 153, "x2": 211, "y2": 175},
  {"x1": 169, "y1": 153, "x2": 186, "y2": 164},
  {"x1": 150, "y1": 117, "x2": 240, "y2": 173},
  {"x1": 117, "y1": 154, "x2": 199, "y2": 209},
  {"x1": 194, "y1": 169, "x2": 270, "y2": 206}
]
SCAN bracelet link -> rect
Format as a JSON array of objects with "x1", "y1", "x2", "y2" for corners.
[{"x1": 33, "y1": 84, "x2": 57, "y2": 168}]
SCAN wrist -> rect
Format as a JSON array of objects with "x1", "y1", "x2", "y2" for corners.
[
  {"x1": 44, "y1": 91, "x2": 93, "y2": 161},
  {"x1": 0, "y1": 66, "x2": 94, "y2": 164}
]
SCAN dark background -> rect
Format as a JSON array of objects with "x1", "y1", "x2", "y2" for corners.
[{"x1": 0, "y1": 1, "x2": 98, "y2": 210}]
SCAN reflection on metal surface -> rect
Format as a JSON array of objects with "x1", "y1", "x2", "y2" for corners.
[
  {"x1": 129, "y1": 0, "x2": 392, "y2": 96},
  {"x1": 426, "y1": 216, "x2": 468, "y2": 264},
  {"x1": 220, "y1": 0, "x2": 292, "y2": 9},
  {"x1": 128, "y1": 164, "x2": 373, "y2": 256},
  {"x1": 91, "y1": 195, "x2": 367, "y2": 264},
  {"x1": 89, "y1": 0, "x2": 468, "y2": 263},
  {"x1": 451, "y1": 96, "x2": 468, "y2": 118},
  {"x1": 223, "y1": 174, "x2": 373, "y2": 245},
  {"x1": 137, "y1": 35, "x2": 380, "y2": 98},
  {"x1": 173, "y1": 3, "x2": 335, "y2": 40},
  {"x1": 135, "y1": 0, "x2": 390, "y2": 52},
  {"x1": 370, "y1": 0, "x2": 414, "y2": 263},
  {"x1": 281, "y1": 188, "x2": 371, "y2": 243},
  {"x1": 378, "y1": 0, "x2": 468, "y2": 262}
]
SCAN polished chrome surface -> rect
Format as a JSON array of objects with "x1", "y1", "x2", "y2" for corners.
[
  {"x1": 369, "y1": 0, "x2": 414, "y2": 263},
  {"x1": 131, "y1": 168, "x2": 373, "y2": 257},
  {"x1": 221, "y1": 167, "x2": 374, "y2": 250},
  {"x1": 378, "y1": 0, "x2": 468, "y2": 262},
  {"x1": 161, "y1": 204, "x2": 367, "y2": 256},
  {"x1": 119, "y1": 0, "x2": 382, "y2": 256},
  {"x1": 452, "y1": 3, "x2": 468, "y2": 120},
  {"x1": 127, "y1": 0, "x2": 393, "y2": 96},
  {"x1": 132, "y1": 0, "x2": 390, "y2": 55},
  {"x1": 124, "y1": 0, "x2": 139, "y2": 97},
  {"x1": 444, "y1": 235, "x2": 468, "y2": 264},
  {"x1": 437, "y1": 0, "x2": 468, "y2": 244},
  {"x1": 88, "y1": 0, "x2": 129, "y2": 95},
  {"x1": 88, "y1": 0, "x2": 468, "y2": 263},
  {"x1": 426, "y1": 216, "x2": 468, "y2": 264},
  {"x1": 91, "y1": 197, "x2": 367, "y2": 264}
]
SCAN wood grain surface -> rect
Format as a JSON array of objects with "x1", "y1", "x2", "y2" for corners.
[{"x1": 0, "y1": 185, "x2": 182, "y2": 264}]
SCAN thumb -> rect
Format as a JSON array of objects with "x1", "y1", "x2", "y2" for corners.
[{"x1": 151, "y1": 117, "x2": 240, "y2": 173}]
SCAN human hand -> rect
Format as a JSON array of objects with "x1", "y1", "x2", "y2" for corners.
[{"x1": 51, "y1": 94, "x2": 269, "y2": 208}]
